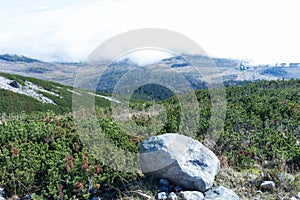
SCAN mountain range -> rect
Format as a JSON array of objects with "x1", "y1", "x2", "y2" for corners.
[{"x1": 0, "y1": 54, "x2": 299, "y2": 102}]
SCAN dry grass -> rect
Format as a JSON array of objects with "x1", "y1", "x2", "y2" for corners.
[
  {"x1": 215, "y1": 164, "x2": 300, "y2": 200},
  {"x1": 115, "y1": 160, "x2": 300, "y2": 200}
]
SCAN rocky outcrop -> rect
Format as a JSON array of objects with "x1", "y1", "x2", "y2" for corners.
[
  {"x1": 140, "y1": 133, "x2": 220, "y2": 192},
  {"x1": 140, "y1": 133, "x2": 240, "y2": 200}
]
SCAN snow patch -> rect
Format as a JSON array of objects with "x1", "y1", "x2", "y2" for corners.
[
  {"x1": 0, "y1": 76, "x2": 58, "y2": 104},
  {"x1": 87, "y1": 92, "x2": 121, "y2": 103},
  {"x1": 67, "y1": 88, "x2": 82, "y2": 96}
]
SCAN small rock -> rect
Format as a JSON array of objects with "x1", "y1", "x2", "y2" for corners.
[
  {"x1": 168, "y1": 192, "x2": 178, "y2": 200},
  {"x1": 157, "y1": 192, "x2": 168, "y2": 200},
  {"x1": 179, "y1": 191, "x2": 204, "y2": 200},
  {"x1": 204, "y1": 186, "x2": 239, "y2": 200},
  {"x1": 0, "y1": 197, "x2": 5, "y2": 200},
  {"x1": 290, "y1": 197, "x2": 297, "y2": 200},
  {"x1": 0, "y1": 188, "x2": 5, "y2": 198},
  {"x1": 9, "y1": 81, "x2": 20, "y2": 88},
  {"x1": 298, "y1": 192, "x2": 300, "y2": 198},
  {"x1": 159, "y1": 179, "x2": 170, "y2": 187},
  {"x1": 173, "y1": 185, "x2": 183, "y2": 192},
  {"x1": 159, "y1": 186, "x2": 169, "y2": 193},
  {"x1": 260, "y1": 181, "x2": 275, "y2": 191}
]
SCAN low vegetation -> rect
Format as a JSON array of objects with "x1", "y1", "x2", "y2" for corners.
[{"x1": 0, "y1": 77, "x2": 299, "y2": 199}]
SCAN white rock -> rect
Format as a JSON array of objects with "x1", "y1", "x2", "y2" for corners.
[
  {"x1": 260, "y1": 181, "x2": 275, "y2": 191},
  {"x1": 168, "y1": 192, "x2": 178, "y2": 200},
  {"x1": 157, "y1": 192, "x2": 167, "y2": 200},
  {"x1": 179, "y1": 191, "x2": 204, "y2": 200},
  {"x1": 140, "y1": 133, "x2": 220, "y2": 192}
]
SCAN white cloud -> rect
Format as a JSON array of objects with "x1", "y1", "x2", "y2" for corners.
[{"x1": 0, "y1": 0, "x2": 299, "y2": 63}]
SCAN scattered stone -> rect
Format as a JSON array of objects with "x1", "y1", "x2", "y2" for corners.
[
  {"x1": 204, "y1": 186, "x2": 239, "y2": 200},
  {"x1": 157, "y1": 192, "x2": 168, "y2": 200},
  {"x1": 0, "y1": 188, "x2": 5, "y2": 198},
  {"x1": 159, "y1": 179, "x2": 170, "y2": 187},
  {"x1": 173, "y1": 185, "x2": 183, "y2": 193},
  {"x1": 290, "y1": 197, "x2": 297, "y2": 200},
  {"x1": 179, "y1": 191, "x2": 204, "y2": 200},
  {"x1": 168, "y1": 192, "x2": 178, "y2": 200},
  {"x1": 0, "y1": 197, "x2": 5, "y2": 200},
  {"x1": 140, "y1": 133, "x2": 220, "y2": 192},
  {"x1": 298, "y1": 192, "x2": 300, "y2": 198},
  {"x1": 260, "y1": 181, "x2": 275, "y2": 191}
]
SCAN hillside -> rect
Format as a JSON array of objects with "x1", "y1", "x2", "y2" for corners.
[
  {"x1": 1, "y1": 54, "x2": 300, "y2": 98},
  {"x1": 0, "y1": 54, "x2": 40, "y2": 63},
  {"x1": 0, "y1": 77, "x2": 299, "y2": 199},
  {"x1": 0, "y1": 72, "x2": 115, "y2": 114}
]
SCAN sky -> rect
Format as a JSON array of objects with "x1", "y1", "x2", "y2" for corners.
[{"x1": 0, "y1": 0, "x2": 299, "y2": 64}]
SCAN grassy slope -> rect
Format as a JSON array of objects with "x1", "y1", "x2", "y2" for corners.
[{"x1": 0, "y1": 72, "x2": 111, "y2": 114}]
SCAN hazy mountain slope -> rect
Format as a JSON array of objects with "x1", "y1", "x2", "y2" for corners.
[
  {"x1": 1, "y1": 54, "x2": 300, "y2": 97},
  {"x1": 0, "y1": 54, "x2": 78, "y2": 86}
]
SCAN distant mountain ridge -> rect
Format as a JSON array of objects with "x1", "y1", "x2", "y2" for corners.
[
  {"x1": 0, "y1": 53, "x2": 300, "y2": 101},
  {"x1": 0, "y1": 54, "x2": 41, "y2": 63}
]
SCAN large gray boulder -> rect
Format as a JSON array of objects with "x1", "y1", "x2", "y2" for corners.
[
  {"x1": 139, "y1": 133, "x2": 220, "y2": 192},
  {"x1": 204, "y1": 186, "x2": 239, "y2": 200}
]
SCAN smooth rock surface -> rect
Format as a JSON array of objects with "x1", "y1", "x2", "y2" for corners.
[
  {"x1": 179, "y1": 191, "x2": 204, "y2": 200},
  {"x1": 204, "y1": 186, "x2": 239, "y2": 200},
  {"x1": 140, "y1": 133, "x2": 220, "y2": 191}
]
